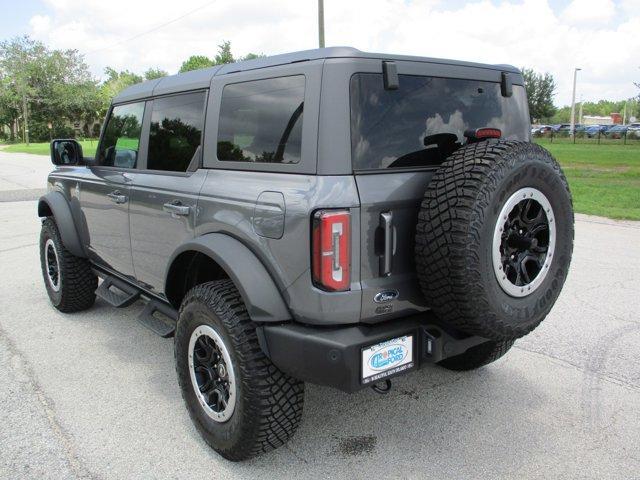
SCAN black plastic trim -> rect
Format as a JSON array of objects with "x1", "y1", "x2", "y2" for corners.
[{"x1": 258, "y1": 312, "x2": 488, "y2": 392}]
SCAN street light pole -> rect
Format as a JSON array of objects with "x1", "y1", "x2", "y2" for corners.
[
  {"x1": 318, "y1": 0, "x2": 325, "y2": 48},
  {"x1": 578, "y1": 94, "x2": 584, "y2": 125},
  {"x1": 569, "y1": 67, "x2": 581, "y2": 137}
]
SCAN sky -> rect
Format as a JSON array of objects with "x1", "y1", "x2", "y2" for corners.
[{"x1": 1, "y1": 0, "x2": 638, "y2": 106}]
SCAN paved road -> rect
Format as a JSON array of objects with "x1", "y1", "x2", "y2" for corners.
[
  {"x1": 1, "y1": 153, "x2": 639, "y2": 479},
  {"x1": 0, "y1": 150, "x2": 49, "y2": 202}
]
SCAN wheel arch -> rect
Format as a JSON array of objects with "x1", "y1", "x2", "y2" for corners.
[
  {"x1": 37, "y1": 192, "x2": 86, "y2": 258},
  {"x1": 165, "y1": 234, "x2": 291, "y2": 323}
]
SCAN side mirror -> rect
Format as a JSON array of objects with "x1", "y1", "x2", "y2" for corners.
[{"x1": 50, "y1": 139, "x2": 84, "y2": 166}]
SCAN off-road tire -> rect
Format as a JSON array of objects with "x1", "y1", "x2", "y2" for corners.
[
  {"x1": 438, "y1": 339, "x2": 515, "y2": 371},
  {"x1": 174, "y1": 279, "x2": 305, "y2": 461},
  {"x1": 39, "y1": 217, "x2": 97, "y2": 312},
  {"x1": 415, "y1": 140, "x2": 574, "y2": 340}
]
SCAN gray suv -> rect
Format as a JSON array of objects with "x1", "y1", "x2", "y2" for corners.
[{"x1": 38, "y1": 47, "x2": 574, "y2": 461}]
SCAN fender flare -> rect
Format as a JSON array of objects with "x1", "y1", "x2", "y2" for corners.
[
  {"x1": 167, "y1": 234, "x2": 291, "y2": 323},
  {"x1": 37, "y1": 192, "x2": 86, "y2": 258}
]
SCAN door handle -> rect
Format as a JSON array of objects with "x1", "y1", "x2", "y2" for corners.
[
  {"x1": 163, "y1": 200, "x2": 190, "y2": 216},
  {"x1": 107, "y1": 190, "x2": 127, "y2": 204},
  {"x1": 379, "y1": 211, "x2": 394, "y2": 276}
]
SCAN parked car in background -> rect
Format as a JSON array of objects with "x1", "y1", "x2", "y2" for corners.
[
  {"x1": 531, "y1": 125, "x2": 552, "y2": 135},
  {"x1": 627, "y1": 123, "x2": 640, "y2": 133},
  {"x1": 552, "y1": 124, "x2": 584, "y2": 135},
  {"x1": 605, "y1": 125, "x2": 628, "y2": 138},
  {"x1": 585, "y1": 125, "x2": 608, "y2": 138}
]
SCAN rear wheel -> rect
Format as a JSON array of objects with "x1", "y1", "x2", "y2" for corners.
[
  {"x1": 174, "y1": 279, "x2": 304, "y2": 461},
  {"x1": 39, "y1": 217, "x2": 97, "y2": 312},
  {"x1": 438, "y1": 340, "x2": 514, "y2": 371},
  {"x1": 415, "y1": 140, "x2": 574, "y2": 340}
]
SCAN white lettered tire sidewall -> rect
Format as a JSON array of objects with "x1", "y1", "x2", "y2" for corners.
[{"x1": 477, "y1": 152, "x2": 574, "y2": 335}]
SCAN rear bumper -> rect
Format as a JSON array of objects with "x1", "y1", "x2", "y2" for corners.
[{"x1": 257, "y1": 312, "x2": 488, "y2": 393}]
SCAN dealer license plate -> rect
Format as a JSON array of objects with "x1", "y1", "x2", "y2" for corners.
[{"x1": 361, "y1": 335, "x2": 414, "y2": 384}]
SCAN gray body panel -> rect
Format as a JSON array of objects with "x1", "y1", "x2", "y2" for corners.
[
  {"x1": 76, "y1": 167, "x2": 135, "y2": 277},
  {"x1": 41, "y1": 47, "x2": 529, "y2": 326},
  {"x1": 128, "y1": 169, "x2": 207, "y2": 291},
  {"x1": 355, "y1": 172, "x2": 433, "y2": 322},
  {"x1": 195, "y1": 170, "x2": 362, "y2": 325}
]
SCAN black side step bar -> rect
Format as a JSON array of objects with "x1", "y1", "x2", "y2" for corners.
[
  {"x1": 137, "y1": 301, "x2": 176, "y2": 338},
  {"x1": 94, "y1": 271, "x2": 178, "y2": 338},
  {"x1": 95, "y1": 276, "x2": 140, "y2": 308}
]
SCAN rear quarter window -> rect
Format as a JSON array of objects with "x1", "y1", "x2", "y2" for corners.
[
  {"x1": 216, "y1": 75, "x2": 305, "y2": 164},
  {"x1": 350, "y1": 73, "x2": 530, "y2": 170}
]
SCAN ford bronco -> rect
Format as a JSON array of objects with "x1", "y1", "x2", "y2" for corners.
[{"x1": 38, "y1": 47, "x2": 573, "y2": 461}]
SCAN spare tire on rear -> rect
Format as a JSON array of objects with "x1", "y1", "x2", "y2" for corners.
[{"x1": 415, "y1": 140, "x2": 573, "y2": 341}]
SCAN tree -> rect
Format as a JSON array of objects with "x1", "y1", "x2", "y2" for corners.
[
  {"x1": 522, "y1": 68, "x2": 557, "y2": 122},
  {"x1": 179, "y1": 55, "x2": 215, "y2": 73},
  {"x1": 241, "y1": 53, "x2": 265, "y2": 61},
  {"x1": 179, "y1": 41, "x2": 254, "y2": 73},
  {"x1": 144, "y1": 68, "x2": 168, "y2": 80},
  {"x1": 0, "y1": 36, "x2": 101, "y2": 142},
  {"x1": 100, "y1": 67, "x2": 143, "y2": 107},
  {"x1": 214, "y1": 40, "x2": 234, "y2": 65}
]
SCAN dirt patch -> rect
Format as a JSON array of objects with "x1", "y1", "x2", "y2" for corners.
[{"x1": 333, "y1": 435, "x2": 377, "y2": 456}]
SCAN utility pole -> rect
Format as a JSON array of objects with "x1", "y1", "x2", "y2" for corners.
[
  {"x1": 569, "y1": 67, "x2": 581, "y2": 137},
  {"x1": 318, "y1": 0, "x2": 325, "y2": 48}
]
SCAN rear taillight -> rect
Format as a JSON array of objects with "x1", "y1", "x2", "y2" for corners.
[{"x1": 312, "y1": 210, "x2": 351, "y2": 292}]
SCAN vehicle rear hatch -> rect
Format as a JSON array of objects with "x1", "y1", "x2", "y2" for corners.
[{"x1": 350, "y1": 71, "x2": 530, "y2": 322}]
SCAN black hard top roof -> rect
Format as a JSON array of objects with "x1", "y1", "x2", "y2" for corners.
[{"x1": 113, "y1": 46, "x2": 520, "y2": 104}]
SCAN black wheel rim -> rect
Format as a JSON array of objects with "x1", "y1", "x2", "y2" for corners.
[
  {"x1": 44, "y1": 238, "x2": 60, "y2": 291},
  {"x1": 493, "y1": 188, "x2": 555, "y2": 297},
  {"x1": 188, "y1": 325, "x2": 236, "y2": 422}
]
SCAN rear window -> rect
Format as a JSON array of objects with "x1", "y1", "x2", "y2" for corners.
[
  {"x1": 217, "y1": 75, "x2": 305, "y2": 164},
  {"x1": 147, "y1": 91, "x2": 206, "y2": 172},
  {"x1": 350, "y1": 73, "x2": 530, "y2": 170}
]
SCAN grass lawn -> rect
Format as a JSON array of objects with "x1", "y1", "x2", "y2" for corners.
[
  {"x1": 536, "y1": 139, "x2": 640, "y2": 220},
  {"x1": 1, "y1": 139, "x2": 99, "y2": 157}
]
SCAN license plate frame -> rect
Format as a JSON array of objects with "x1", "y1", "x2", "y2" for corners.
[{"x1": 361, "y1": 334, "x2": 414, "y2": 385}]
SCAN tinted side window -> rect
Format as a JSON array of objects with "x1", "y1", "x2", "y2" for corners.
[
  {"x1": 98, "y1": 102, "x2": 145, "y2": 168},
  {"x1": 217, "y1": 76, "x2": 304, "y2": 164},
  {"x1": 147, "y1": 91, "x2": 207, "y2": 172},
  {"x1": 350, "y1": 74, "x2": 530, "y2": 170}
]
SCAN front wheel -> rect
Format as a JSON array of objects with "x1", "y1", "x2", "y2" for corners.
[
  {"x1": 39, "y1": 217, "x2": 97, "y2": 312},
  {"x1": 174, "y1": 280, "x2": 305, "y2": 461}
]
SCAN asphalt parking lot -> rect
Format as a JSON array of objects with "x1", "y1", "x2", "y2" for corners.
[{"x1": 1, "y1": 150, "x2": 639, "y2": 479}]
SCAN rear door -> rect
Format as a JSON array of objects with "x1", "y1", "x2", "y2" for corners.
[
  {"x1": 127, "y1": 90, "x2": 208, "y2": 292},
  {"x1": 349, "y1": 66, "x2": 530, "y2": 322}
]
